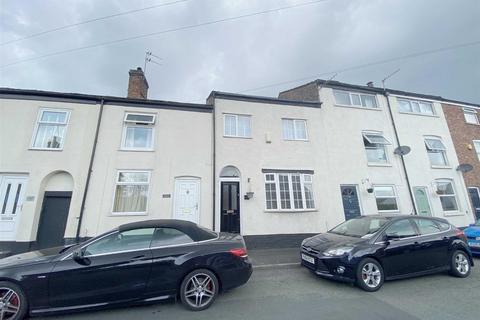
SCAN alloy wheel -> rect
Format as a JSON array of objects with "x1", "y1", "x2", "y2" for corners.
[
  {"x1": 183, "y1": 273, "x2": 216, "y2": 309},
  {"x1": 0, "y1": 288, "x2": 20, "y2": 320},
  {"x1": 455, "y1": 253, "x2": 469, "y2": 275},
  {"x1": 361, "y1": 263, "x2": 381, "y2": 288}
]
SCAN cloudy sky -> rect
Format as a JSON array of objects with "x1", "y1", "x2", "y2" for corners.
[{"x1": 0, "y1": 0, "x2": 479, "y2": 104}]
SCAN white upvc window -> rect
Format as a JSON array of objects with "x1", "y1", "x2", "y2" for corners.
[
  {"x1": 397, "y1": 98, "x2": 435, "y2": 115},
  {"x1": 31, "y1": 108, "x2": 70, "y2": 150},
  {"x1": 473, "y1": 140, "x2": 480, "y2": 161},
  {"x1": 373, "y1": 185, "x2": 399, "y2": 212},
  {"x1": 282, "y1": 119, "x2": 308, "y2": 141},
  {"x1": 112, "y1": 171, "x2": 151, "y2": 215},
  {"x1": 362, "y1": 131, "x2": 391, "y2": 164},
  {"x1": 463, "y1": 108, "x2": 479, "y2": 125},
  {"x1": 333, "y1": 90, "x2": 379, "y2": 109},
  {"x1": 121, "y1": 113, "x2": 155, "y2": 150},
  {"x1": 435, "y1": 179, "x2": 459, "y2": 212},
  {"x1": 424, "y1": 137, "x2": 448, "y2": 166},
  {"x1": 223, "y1": 114, "x2": 251, "y2": 138},
  {"x1": 264, "y1": 172, "x2": 315, "y2": 211}
]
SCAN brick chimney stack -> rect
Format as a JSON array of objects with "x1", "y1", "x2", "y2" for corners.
[{"x1": 127, "y1": 67, "x2": 149, "y2": 99}]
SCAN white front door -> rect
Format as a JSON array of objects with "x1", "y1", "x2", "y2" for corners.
[
  {"x1": 174, "y1": 178, "x2": 200, "y2": 224},
  {"x1": 0, "y1": 175, "x2": 28, "y2": 241}
]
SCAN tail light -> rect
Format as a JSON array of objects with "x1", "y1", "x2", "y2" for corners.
[
  {"x1": 455, "y1": 229, "x2": 467, "y2": 240},
  {"x1": 230, "y1": 248, "x2": 248, "y2": 258}
]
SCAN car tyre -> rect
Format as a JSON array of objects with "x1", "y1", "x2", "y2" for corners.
[
  {"x1": 356, "y1": 258, "x2": 384, "y2": 292},
  {"x1": 180, "y1": 269, "x2": 219, "y2": 311},
  {"x1": 0, "y1": 281, "x2": 28, "y2": 320},
  {"x1": 449, "y1": 250, "x2": 471, "y2": 278}
]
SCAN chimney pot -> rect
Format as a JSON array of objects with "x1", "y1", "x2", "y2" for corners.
[
  {"x1": 127, "y1": 67, "x2": 149, "y2": 99},
  {"x1": 366, "y1": 81, "x2": 374, "y2": 87}
]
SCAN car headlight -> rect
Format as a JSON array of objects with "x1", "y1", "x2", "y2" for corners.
[{"x1": 323, "y1": 247, "x2": 353, "y2": 256}]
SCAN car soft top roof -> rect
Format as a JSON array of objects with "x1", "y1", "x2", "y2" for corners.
[{"x1": 118, "y1": 219, "x2": 216, "y2": 242}]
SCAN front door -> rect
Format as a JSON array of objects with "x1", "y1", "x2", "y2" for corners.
[
  {"x1": 174, "y1": 178, "x2": 200, "y2": 224},
  {"x1": 468, "y1": 187, "x2": 480, "y2": 220},
  {"x1": 37, "y1": 191, "x2": 72, "y2": 249},
  {"x1": 221, "y1": 182, "x2": 240, "y2": 233},
  {"x1": 340, "y1": 185, "x2": 361, "y2": 221},
  {"x1": 0, "y1": 175, "x2": 28, "y2": 241},
  {"x1": 413, "y1": 187, "x2": 432, "y2": 216}
]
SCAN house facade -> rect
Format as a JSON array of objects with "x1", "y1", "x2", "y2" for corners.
[
  {"x1": 0, "y1": 71, "x2": 477, "y2": 254},
  {"x1": 442, "y1": 102, "x2": 480, "y2": 220}
]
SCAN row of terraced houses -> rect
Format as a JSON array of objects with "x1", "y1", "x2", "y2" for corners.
[{"x1": 1, "y1": 67, "x2": 479, "y2": 254}]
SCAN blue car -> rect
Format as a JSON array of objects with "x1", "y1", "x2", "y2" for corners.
[{"x1": 465, "y1": 219, "x2": 480, "y2": 255}]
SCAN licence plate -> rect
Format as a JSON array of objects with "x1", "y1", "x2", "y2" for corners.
[
  {"x1": 301, "y1": 253, "x2": 315, "y2": 264},
  {"x1": 468, "y1": 242, "x2": 480, "y2": 248}
]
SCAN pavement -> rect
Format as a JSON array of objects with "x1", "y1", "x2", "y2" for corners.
[{"x1": 32, "y1": 251, "x2": 480, "y2": 320}]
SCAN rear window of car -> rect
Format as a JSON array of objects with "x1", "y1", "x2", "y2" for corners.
[
  {"x1": 385, "y1": 219, "x2": 417, "y2": 238},
  {"x1": 436, "y1": 220, "x2": 451, "y2": 231},
  {"x1": 150, "y1": 228, "x2": 194, "y2": 247},
  {"x1": 414, "y1": 218, "x2": 442, "y2": 235}
]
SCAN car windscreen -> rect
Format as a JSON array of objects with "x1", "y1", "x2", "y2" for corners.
[{"x1": 329, "y1": 217, "x2": 389, "y2": 238}]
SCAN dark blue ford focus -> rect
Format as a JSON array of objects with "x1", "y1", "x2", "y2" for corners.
[
  {"x1": 301, "y1": 215, "x2": 474, "y2": 291},
  {"x1": 0, "y1": 220, "x2": 252, "y2": 319}
]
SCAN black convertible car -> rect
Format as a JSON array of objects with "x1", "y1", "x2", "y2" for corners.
[
  {"x1": 301, "y1": 215, "x2": 474, "y2": 291},
  {"x1": 0, "y1": 219, "x2": 252, "y2": 319}
]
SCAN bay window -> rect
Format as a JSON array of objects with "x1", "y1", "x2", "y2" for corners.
[{"x1": 264, "y1": 172, "x2": 315, "y2": 211}]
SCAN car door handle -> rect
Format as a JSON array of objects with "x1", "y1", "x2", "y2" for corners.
[{"x1": 129, "y1": 255, "x2": 146, "y2": 262}]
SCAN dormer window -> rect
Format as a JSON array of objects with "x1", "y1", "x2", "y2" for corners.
[
  {"x1": 121, "y1": 113, "x2": 155, "y2": 150},
  {"x1": 333, "y1": 90, "x2": 379, "y2": 109}
]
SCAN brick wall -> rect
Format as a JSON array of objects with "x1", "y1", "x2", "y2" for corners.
[
  {"x1": 278, "y1": 81, "x2": 319, "y2": 102},
  {"x1": 442, "y1": 103, "x2": 480, "y2": 188}
]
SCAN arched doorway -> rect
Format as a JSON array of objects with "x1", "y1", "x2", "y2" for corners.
[
  {"x1": 37, "y1": 171, "x2": 73, "y2": 249},
  {"x1": 219, "y1": 166, "x2": 241, "y2": 233}
]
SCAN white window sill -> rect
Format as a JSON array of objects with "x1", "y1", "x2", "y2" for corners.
[
  {"x1": 265, "y1": 209, "x2": 318, "y2": 213},
  {"x1": 398, "y1": 111, "x2": 438, "y2": 118},
  {"x1": 465, "y1": 122, "x2": 480, "y2": 126},
  {"x1": 283, "y1": 139, "x2": 309, "y2": 142},
  {"x1": 378, "y1": 210, "x2": 400, "y2": 213},
  {"x1": 119, "y1": 148, "x2": 155, "y2": 152},
  {"x1": 223, "y1": 135, "x2": 252, "y2": 139},
  {"x1": 110, "y1": 212, "x2": 148, "y2": 216},
  {"x1": 367, "y1": 163, "x2": 392, "y2": 167},
  {"x1": 443, "y1": 211, "x2": 465, "y2": 217},
  {"x1": 431, "y1": 165, "x2": 452, "y2": 169},
  {"x1": 29, "y1": 147, "x2": 63, "y2": 151},
  {"x1": 334, "y1": 104, "x2": 381, "y2": 111}
]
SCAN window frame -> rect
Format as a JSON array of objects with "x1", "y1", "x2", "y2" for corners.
[
  {"x1": 333, "y1": 89, "x2": 379, "y2": 109},
  {"x1": 473, "y1": 140, "x2": 480, "y2": 161},
  {"x1": 264, "y1": 172, "x2": 315, "y2": 212},
  {"x1": 424, "y1": 136, "x2": 449, "y2": 167},
  {"x1": 30, "y1": 108, "x2": 71, "y2": 151},
  {"x1": 435, "y1": 179, "x2": 459, "y2": 213},
  {"x1": 373, "y1": 185, "x2": 399, "y2": 213},
  {"x1": 223, "y1": 113, "x2": 252, "y2": 138},
  {"x1": 111, "y1": 170, "x2": 151, "y2": 216},
  {"x1": 362, "y1": 131, "x2": 391, "y2": 165},
  {"x1": 397, "y1": 98, "x2": 436, "y2": 116},
  {"x1": 121, "y1": 112, "x2": 156, "y2": 151},
  {"x1": 282, "y1": 118, "x2": 308, "y2": 141},
  {"x1": 463, "y1": 108, "x2": 479, "y2": 125}
]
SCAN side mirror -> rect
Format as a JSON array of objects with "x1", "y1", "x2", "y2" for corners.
[{"x1": 72, "y1": 248, "x2": 90, "y2": 265}]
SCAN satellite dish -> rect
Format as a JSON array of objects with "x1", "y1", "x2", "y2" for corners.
[
  {"x1": 457, "y1": 164, "x2": 473, "y2": 173},
  {"x1": 394, "y1": 146, "x2": 411, "y2": 156}
]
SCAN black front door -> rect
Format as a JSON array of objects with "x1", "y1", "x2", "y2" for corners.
[
  {"x1": 340, "y1": 185, "x2": 361, "y2": 221},
  {"x1": 468, "y1": 188, "x2": 480, "y2": 220},
  {"x1": 221, "y1": 182, "x2": 240, "y2": 233},
  {"x1": 37, "y1": 191, "x2": 72, "y2": 249}
]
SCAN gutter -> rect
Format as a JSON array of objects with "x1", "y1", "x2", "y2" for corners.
[
  {"x1": 75, "y1": 98, "x2": 105, "y2": 241},
  {"x1": 383, "y1": 91, "x2": 417, "y2": 215}
]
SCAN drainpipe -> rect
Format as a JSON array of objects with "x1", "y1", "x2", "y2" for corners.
[
  {"x1": 211, "y1": 98, "x2": 216, "y2": 231},
  {"x1": 75, "y1": 98, "x2": 105, "y2": 242},
  {"x1": 383, "y1": 91, "x2": 417, "y2": 215}
]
